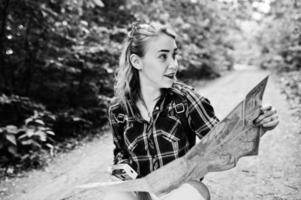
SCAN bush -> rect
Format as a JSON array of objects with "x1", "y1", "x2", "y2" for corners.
[
  {"x1": 257, "y1": 1, "x2": 301, "y2": 71},
  {"x1": 0, "y1": 93, "x2": 110, "y2": 171},
  {"x1": 0, "y1": 0, "x2": 236, "y2": 172},
  {"x1": 0, "y1": 109, "x2": 55, "y2": 171},
  {"x1": 126, "y1": 0, "x2": 235, "y2": 77}
]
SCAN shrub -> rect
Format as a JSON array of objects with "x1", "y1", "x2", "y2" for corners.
[{"x1": 0, "y1": 110, "x2": 55, "y2": 170}]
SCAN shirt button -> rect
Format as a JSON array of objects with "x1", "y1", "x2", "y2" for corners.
[
  {"x1": 153, "y1": 160, "x2": 159, "y2": 170},
  {"x1": 148, "y1": 139, "x2": 154, "y2": 149}
]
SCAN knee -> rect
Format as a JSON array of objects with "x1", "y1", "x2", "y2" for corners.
[
  {"x1": 103, "y1": 191, "x2": 137, "y2": 200},
  {"x1": 186, "y1": 181, "x2": 210, "y2": 200}
]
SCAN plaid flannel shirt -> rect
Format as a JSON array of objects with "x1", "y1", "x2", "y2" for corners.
[{"x1": 108, "y1": 81, "x2": 219, "y2": 178}]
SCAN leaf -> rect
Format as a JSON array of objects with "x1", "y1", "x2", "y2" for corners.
[
  {"x1": 21, "y1": 139, "x2": 34, "y2": 146},
  {"x1": 26, "y1": 129, "x2": 35, "y2": 137},
  {"x1": 5, "y1": 125, "x2": 18, "y2": 134},
  {"x1": 46, "y1": 143, "x2": 55, "y2": 156},
  {"x1": 36, "y1": 131, "x2": 47, "y2": 142},
  {"x1": 73, "y1": 117, "x2": 82, "y2": 122},
  {"x1": 33, "y1": 110, "x2": 39, "y2": 118},
  {"x1": 32, "y1": 140, "x2": 42, "y2": 149},
  {"x1": 25, "y1": 117, "x2": 33, "y2": 125},
  {"x1": 93, "y1": 0, "x2": 104, "y2": 7},
  {"x1": 34, "y1": 119, "x2": 45, "y2": 126},
  {"x1": 18, "y1": 133, "x2": 27, "y2": 140},
  {"x1": 46, "y1": 130, "x2": 55, "y2": 136},
  {"x1": 21, "y1": 154, "x2": 30, "y2": 161},
  {"x1": 5, "y1": 135, "x2": 17, "y2": 145},
  {"x1": 8, "y1": 146, "x2": 19, "y2": 157},
  {"x1": 6, "y1": 166, "x2": 14, "y2": 174}
]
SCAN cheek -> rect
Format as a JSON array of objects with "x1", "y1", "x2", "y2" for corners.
[{"x1": 143, "y1": 60, "x2": 165, "y2": 77}]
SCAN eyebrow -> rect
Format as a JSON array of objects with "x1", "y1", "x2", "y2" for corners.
[{"x1": 158, "y1": 48, "x2": 178, "y2": 53}]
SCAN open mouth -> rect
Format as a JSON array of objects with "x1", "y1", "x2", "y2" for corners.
[{"x1": 164, "y1": 73, "x2": 176, "y2": 79}]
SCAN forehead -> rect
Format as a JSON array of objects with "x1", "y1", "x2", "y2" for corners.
[{"x1": 144, "y1": 34, "x2": 177, "y2": 54}]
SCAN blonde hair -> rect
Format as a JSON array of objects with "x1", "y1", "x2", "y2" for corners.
[{"x1": 114, "y1": 21, "x2": 176, "y2": 113}]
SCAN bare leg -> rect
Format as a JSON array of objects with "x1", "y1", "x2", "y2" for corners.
[
  {"x1": 160, "y1": 181, "x2": 210, "y2": 200},
  {"x1": 103, "y1": 191, "x2": 138, "y2": 200}
]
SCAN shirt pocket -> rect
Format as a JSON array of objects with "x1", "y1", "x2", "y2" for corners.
[
  {"x1": 158, "y1": 115, "x2": 182, "y2": 140},
  {"x1": 156, "y1": 114, "x2": 187, "y2": 152},
  {"x1": 123, "y1": 121, "x2": 147, "y2": 155},
  {"x1": 157, "y1": 129, "x2": 180, "y2": 143}
]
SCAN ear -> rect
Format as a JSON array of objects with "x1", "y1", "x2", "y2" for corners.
[{"x1": 130, "y1": 54, "x2": 143, "y2": 70}]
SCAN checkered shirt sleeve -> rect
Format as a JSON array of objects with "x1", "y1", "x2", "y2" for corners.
[
  {"x1": 108, "y1": 104, "x2": 131, "y2": 165},
  {"x1": 185, "y1": 88, "x2": 220, "y2": 139}
]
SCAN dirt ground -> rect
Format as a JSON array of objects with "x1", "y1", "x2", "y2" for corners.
[{"x1": 0, "y1": 66, "x2": 300, "y2": 200}]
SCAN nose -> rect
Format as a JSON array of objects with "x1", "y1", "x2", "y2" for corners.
[{"x1": 169, "y1": 58, "x2": 178, "y2": 71}]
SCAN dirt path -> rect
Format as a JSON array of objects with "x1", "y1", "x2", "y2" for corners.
[
  {"x1": 198, "y1": 66, "x2": 301, "y2": 200},
  {"x1": 1, "y1": 66, "x2": 300, "y2": 200}
]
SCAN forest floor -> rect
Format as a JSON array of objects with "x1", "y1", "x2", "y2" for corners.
[{"x1": 0, "y1": 65, "x2": 300, "y2": 200}]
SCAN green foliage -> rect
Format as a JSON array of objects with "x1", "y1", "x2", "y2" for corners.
[
  {"x1": 0, "y1": 94, "x2": 46, "y2": 127},
  {"x1": 257, "y1": 1, "x2": 301, "y2": 71},
  {"x1": 0, "y1": 109, "x2": 55, "y2": 170},
  {"x1": 126, "y1": 0, "x2": 235, "y2": 78},
  {"x1": 0, "y1": 0, "x2": 118, "y2": 145},
  {"x1": 280, "y1": 71, "x2": 301, "y2": 104},
  {"x1": 0, "y1": 0, "x2": 236, "y2": 171},
  {"x1": 252, "y1": 1, "x2": 301, "y2": 121},
  {"x1": 0, "y1": 93, "x2": 106, "y2": 170}
]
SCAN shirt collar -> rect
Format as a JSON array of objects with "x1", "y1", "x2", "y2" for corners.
[{"x1": 125, "y1": 88, "x2": 173, "y2": 122}]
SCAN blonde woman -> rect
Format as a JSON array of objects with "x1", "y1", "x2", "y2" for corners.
[{"x1": 105, "y1": 22, "x2": 279, "y2": 200}]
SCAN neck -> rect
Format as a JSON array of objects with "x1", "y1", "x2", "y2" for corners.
[{"x1": 139, "y1": 77, "x2": 161, "y2": 106}]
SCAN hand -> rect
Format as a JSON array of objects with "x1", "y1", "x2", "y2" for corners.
[{"x1": 254, "y1": 105, "x2": 279, "y2": 132}]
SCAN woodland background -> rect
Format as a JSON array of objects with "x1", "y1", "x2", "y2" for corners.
[{"x1": 0, "y1": 0, "x2": 300, "y2": 177}]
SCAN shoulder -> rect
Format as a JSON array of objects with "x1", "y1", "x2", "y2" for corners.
[
  {"x1": 172, "y1": 81, "x2": 195, "y2": 91},
  {"x1": 171, "y1": 81, "x2": 214, "y2": 112},
  {"x1": 171, "y1": 81, "x2": 204, "y2": 101},
  {"x1": 108, "y1": 97, "x2": 125, "y2": 117},
  {"x1": 171, "y1": 81, "x2": 195, "y2": 96},
  {"x1": 107, "y1": 97, "x2": 129, "y2": 124}
]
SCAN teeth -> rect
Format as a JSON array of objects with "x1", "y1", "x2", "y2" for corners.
[{"x1": 165, "y1": 74, "x2": 174, "y2": 78}]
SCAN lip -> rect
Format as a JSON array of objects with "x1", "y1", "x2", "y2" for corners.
[{"x1": 164, "y1": 73, "x2": 176, "y2": 79}]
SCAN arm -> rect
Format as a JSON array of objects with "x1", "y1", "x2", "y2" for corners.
[
  {"x1": 108, "y1": 105, "x2": 132, "y2": 166},
  {"x1": 185, "y1": 88, "x2": 219, "y2": 140}
]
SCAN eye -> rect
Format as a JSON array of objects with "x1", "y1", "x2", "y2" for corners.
[
  {"x1": 172, "y1": 52, "x2": 178, "y2": 59},
  {"x1": 159, "y1": 54, "x2": 167, "y2": 61}
]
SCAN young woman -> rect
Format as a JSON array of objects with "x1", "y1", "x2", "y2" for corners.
[{"x1": 104, "y1": 22, "x2": 279, "y2": 200}]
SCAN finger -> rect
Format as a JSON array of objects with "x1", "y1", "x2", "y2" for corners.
[
  {"x1": 110, "y1": 175, "x2": 121, "y2": 181},
  {"x1": 261, "y1": 115, "x2": 279, "y2": 126},
  {"x1": 260, "y1": 105, "x2": 272, "y2": 114},
  {"x1": 255, "y1": 109, "x2": 277, "y2": 124},
  {"x1": 262, "y1": 115, "x2": 279, "y2": 124},
  {"x1": 262, "y1": 109, "x2": 277, "y2": 119},
  {"x1": 255, "y1": 109, "x2": 272, "y2": 123},
  {"x1": 258, "y1": 114, "x2": 278, "y2": 125},
  {"x1": 259, "y1": 114, "x2": 279, "y2": 126},
  {"x1": 261, "y1": 120, "x2": 279, "y2": 130}
]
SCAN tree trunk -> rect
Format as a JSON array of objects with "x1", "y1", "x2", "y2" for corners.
[{"x1": 0, "y1": 0, "x2": 10, "y2": 93}]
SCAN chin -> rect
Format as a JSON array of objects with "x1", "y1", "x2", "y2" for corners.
[{"x1": 161, "y1": 81, "x2": 174, "y2": 88}]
